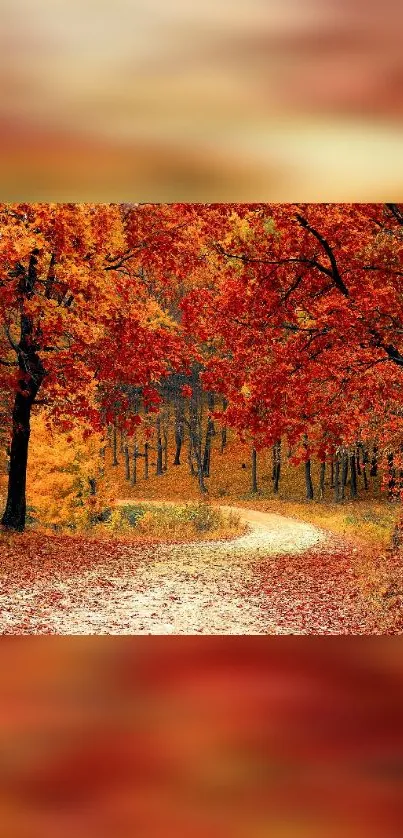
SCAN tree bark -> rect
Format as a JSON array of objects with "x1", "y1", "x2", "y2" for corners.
[
  {"x1": 202, "y1": 393, "x2": 215, "y2": 477},
  {"x1": 334, "y1": 454, "x2": 341, "y2": 502},
  {"x1": 362, "y1": 447, "x2": 369, "y2": 491},
  {"x1": 272, "y1": 440, "x2": 281, "y2": 494},
  {"x1": 349, "y1": 453, "x2": 357, "y2": 498},
  {"x1": 156, "y1": 416, "x2": 163, "y2": 476},
  {"x1": 304, "y1": 459, "x2": 314, "y2": 500},
  {"x1": 124, "y1": 444, "x2": 130, "y2": 481},
  {"x1": 341, "y1": 451, "x2": 348, "y2": 500},
  {"x1": 163, "y1": 423, "x2": 168, "y2": 472},
  {"x1": 356, "y1": 445, "x2": 362, "y2": 476},
  {"x1": 303, "y1": 436, "x2": 314, "y2": 500},
  {"x1": 173, "y1": 400, "x2": 184, "y2": 465},
  {"x1": 131, "y1": 443, "x2": 137, "y2": 485},
  {"x1": 2, "y1": 390, "x2": 34, "y2": 531},
  {"x1": 319, "y1": 460, "x2": 326, "y2": 500},
  {"x1": 2, "y1": 250, "x2": 45, "y2": 531},
  {"x1": 144, "y1": 443, "x2": 149, "y2": 480},
  {"x1": 112, "y1": 421, "x2": 119, "y2": 466},
  {"x1": 188, "y1": 374, "x2": 208, "y2": 493},
  {"x1": 370, "y1": 445, "x2": 378, "y2": 477},
  {"x1": 388, "y1": 452, "x2": 396, "y2": 499},
  {"x1": 330, "y1": 459, "x2": 334, "y2": 489},
  {"x1": 221, "y1": 398, "x2": 228, "y2": 453}
]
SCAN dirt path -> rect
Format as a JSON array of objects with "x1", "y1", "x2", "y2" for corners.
[{"x1": 1, "y1": 503, "x2": 329, "y2": 635}]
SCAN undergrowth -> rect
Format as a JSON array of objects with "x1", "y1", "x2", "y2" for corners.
[{"x1": 95, "y1": 502, "x2": 244, "y2": 542}]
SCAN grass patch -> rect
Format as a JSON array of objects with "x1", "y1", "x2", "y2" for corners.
[
  {"x1": 98, "y1": 501, "x2": 245, "y2": 542},
  {"x1": 228, "y1": 498, "x2": 399, "y2": 549}
]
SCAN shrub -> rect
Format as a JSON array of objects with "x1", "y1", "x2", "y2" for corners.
[{"x1": 107, "y1": 501, "x2": 243, "y2": 541}]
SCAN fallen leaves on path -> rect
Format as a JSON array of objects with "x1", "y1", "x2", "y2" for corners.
[{"x1": 0, "y1": 506, "x2": 392, "y2": 634}]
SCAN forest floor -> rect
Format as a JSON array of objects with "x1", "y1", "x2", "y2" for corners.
[{"x1": 0, "y1": 503, "x2": 383, "y2": 634}]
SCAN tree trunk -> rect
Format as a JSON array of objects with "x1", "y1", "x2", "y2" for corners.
[
  {"x1": 251, "y1": 447, "x2": 258, "y2": 493},
  {"x1": 173, "y1": 400, "x2": 184, "y2": 465},
  {"x1": 163, "y1": 424, "x2": 168, "y2": 472},
  {"x1": 1, "y1": 391, "x2": 33, "y2": 531},
  {"x1": 356, "y1": 445, "x2": 362, "y2": 476},
  {"x1": 388, "y1": 453, "x2": 396, "y2": 499},
  {"x1": 341, "y1": 450, "x2": 348, "y2": 500},
  {"x1": 124, "y1": 444, "x2": 130, "y2": 481},
  {"x1": 334, "y1": 454, "x2": 341, "y2": 502},
  {"x1": 188, "y1": 437, "x2": 197, "y2": 476},
  {"x1": 131, "y1": 443, "x2": 137, "y2": 486},
  {"x1": 221, "y1": 398, "x2": 228, "y2": 453},
  {"x1": 304, "y1": 459, "x2": 314, "y2": 500},
  {"x1": 370, "y1": 445, "x2": 378, "y2": 477},
  {"x1": 156, "y1": 416, "x2": 163, "y2": 476},
  {"x1": 144, "y1": 443, "x2": 149, "y2": 480},
  {"x1": 99, "y1": 446, "x2": 106, "y2": 477},
  {"x1": 319, "y1": 460, "x2": 326, "y2": 500},
  {"x1": 330, "y1": 459, "x2": 334, "y2": 489},
  {"x1": 188, "y1": 376, "x2": 208, "y2": 493},
  {"x1": 88, "y1": 477, "x2": 97, "y2": 495},
  {"x1": 202, "y1": 393, "x2": 215, "y2": 477},
  {"x1": 349, "y1": 453, "x2": 357, "y2": 499},
  {"x1": 272, "y1": 440, "x2": 281, "y2": 494},
  {"x1": 362, "y1": 447, "x2": 369, "y2": 490},
  {"x1": 1, "y1": 250, "x2": 45, "y2": 532},
  {"x1": 112, "y1": 421, "x2": 119, "y2": 466}
]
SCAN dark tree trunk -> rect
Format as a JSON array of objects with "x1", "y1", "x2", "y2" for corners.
[
  {"x1": 305, "y1": 459, "x2": 314, "y2": 500},
  {"x1": 356, "y1": 445, "x2": 362, "y2": 476},
  {"x1": 188, "y1": 437, "x2": 197, "y2": 477},
  {"x1": 362, "y1": 448, "x2": 369, "y2": 491},
  {"x1": 188, "y1": 374, "x2": 208, "y2": 493},
  {"x1": 251, "y1": 447, "x2": 258, "y2": 493},
  {"x1": 388, "y1": 453, "x2": 396, "y2": 499},
  {"x1": 173, "y1": 400, "x2": 184, "y2": 465},
  {"x1": 112, "y1": 422, "x2": 119, "y2": 466},
  {"x1": 124, "y1": 445, "x2": 130, "y2": 481},
  {"x1": 131, "y1": 443, "x2": 137, "y2": 485},
  {"x1": 2, "y1": 250, "x2": 45, "y2": 532},
  {"x1": 349, "y1": 454, "x2": 357, "y2": 498},
  {"x1": 221, "y1": 398, "x2": 228, "y2": 453},
  {"x1": 202, "y1": 393, "x2": 215, "y2": 477},
  {"x1": 370, "y1": 445, "x2": 378, "y2": 477},
  {"x1": 88, "y1": 477, "x2": 97, "y2": 495},
  {"x1": 340, "y1": 451, "x2": 348, "y2": 500},
  {"x1": 99, "y1": 446, "x2": 106, "y2": 477},
  {"x1": 2, "y1": 391, "x2": 33, "y2": 531},
  {"x1": 120, "y1": 428, "x2": 125, "y2": 454},
  {"x1": 272, "y1": 440, "x2": 281, "y2": 494},
  {"x1": 303, "y1": 436, "x2": 313, "y2": 500},
  {"x1": 156, "y1": 416, "x2": 163, "y2": 476},
  {"x1": 334, "y1": 454, "x2": 341, "y2": 502},
  {"x1": 144, "y1": 443, "x2": 149, "y2": 480},
  {"x1": 319, "y1": 460, "x2": 326, "y2": 500},
  {"x1": 330, "y1": 458, "x2": 334, "y2": 489},
  {"x1": 163, "y1": 424, "x2": 168, "y2": 472}
]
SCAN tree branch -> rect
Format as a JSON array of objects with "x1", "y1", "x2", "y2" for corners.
[{"x1": 294, "y1": 213, "x2": 350, "y2": 297}]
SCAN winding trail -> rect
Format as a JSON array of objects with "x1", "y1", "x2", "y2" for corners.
[{"x1": 1, "y1": 503, "x2": 331, "y2": 634}]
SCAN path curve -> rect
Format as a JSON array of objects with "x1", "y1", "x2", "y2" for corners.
[
  {"x1": 116, "y1": 498, "x2": 326, "y2": 556},
  {"x1": 1, "y1": 502, "x2": 327, "y2": 635}
]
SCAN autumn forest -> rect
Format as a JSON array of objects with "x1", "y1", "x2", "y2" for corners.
[{"x1": 1, "y1": 202, "x2": 403, "y2": 634}]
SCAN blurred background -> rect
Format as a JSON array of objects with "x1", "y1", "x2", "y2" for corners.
[
  {"x1": 1, "y1": 638, "x2": 403, "y2": 837},
  {"x1": 1, "y1": 0, "x2": 403, "y2": 200}
]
